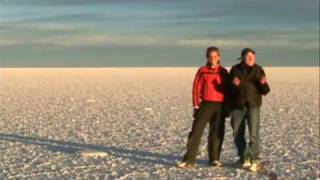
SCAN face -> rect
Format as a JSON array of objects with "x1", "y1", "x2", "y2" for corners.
[
  {"x1": 208, "y1": 51, "x2": 221, "y2": 66},
  {"x1": 244, "y1": 52, "x2": 256, "y2": 66}
]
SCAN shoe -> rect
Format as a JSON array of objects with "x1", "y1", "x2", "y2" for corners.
[
  {"x1": 243, "y1": 159, "x2": 252, "y2": 168},
  {"x1": 249, "y1": 160, "x2": 262, "y2": 172},
  {"x1": 176, "y1": 162, "x2": 196, "y2": 169},
  {"x1": 235, "y1": 157, "x2": 244, "y2": 166},
  {"x1": 210, "y1": 160, "x2": 223, "y2": 167}
]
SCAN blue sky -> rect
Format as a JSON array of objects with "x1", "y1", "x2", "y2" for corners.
[{"x1": 0, "y1": 0, "x2": 319, "y2": 67}]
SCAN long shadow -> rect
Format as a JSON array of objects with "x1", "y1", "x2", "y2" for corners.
[
  {"x1": 0, "y1": 133, "x2": 278, "y2": 179},
  {"x1": 0, "y1": 133, "x2": 208, "y2": 166}
]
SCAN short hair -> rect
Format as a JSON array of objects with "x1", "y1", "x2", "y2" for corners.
[{"x1": 240, "y1": 47, "x2": 256, "y2": 60}]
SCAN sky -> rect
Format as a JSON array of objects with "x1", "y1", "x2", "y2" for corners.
[{"x1": 0, "y1": 0, "x2": 319, "y2": 67}]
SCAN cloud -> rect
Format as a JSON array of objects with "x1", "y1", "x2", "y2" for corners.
[
  {"x1": 178, "y1": 38, "x2": 319, "y2": 50},
  {"x1": 41, "y1": 35, "x2": 161, "y2": 46},
  {"x1": 1, "y1": 21, "x2": 317, "y2": 50},
  {"x1": 0, "y1": 34, "x2": 166, "y2": 47},
  {"x1": 0, "y1": 38, "x2": 20, "y2": 46},
  {"x1": 2, "y1": 33, "x2": 318, "y2": 51},
  {"x1": 0, "y1": 22, "x2": 76, "y2": 32}
]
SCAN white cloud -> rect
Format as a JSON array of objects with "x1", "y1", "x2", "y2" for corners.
[
  {"x1": 178, "y1": 38, "x2": 319, "y2": 50},
  {"x1": 1, "y1": 30, "x2": 318, "y2": 50},
  {"x1": 0, "y1": 22, "x2": 77, "y2": 32},
  {"x1": 40, "y1": 35, "x2": 161, "y2": 46},
  {"x1": 0, "y1": 34, "x2": 165, "y2": 47}
]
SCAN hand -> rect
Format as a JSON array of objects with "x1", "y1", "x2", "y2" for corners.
[
  {"x1": 233, "y1": 77, "x2": 241, "y2": 86},
  {"x1": 260, "y1": 76, "x2": 267, "y2": 84}
]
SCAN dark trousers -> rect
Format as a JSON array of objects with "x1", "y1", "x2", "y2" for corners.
[
  {"x1": 231, "y1": 105, "x2": 260, "y2": 160},
  {"x1": 182, "y1": 101, "x2": 225, "y2": 164}
]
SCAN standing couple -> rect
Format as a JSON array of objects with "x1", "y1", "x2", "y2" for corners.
[{"x1": 177, "y1": 47, "x2": 270, "y2": 172}]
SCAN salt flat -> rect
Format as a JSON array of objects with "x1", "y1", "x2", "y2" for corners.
[{"x1": 0, "y1": 67, "x2": 319, "y2": 179}]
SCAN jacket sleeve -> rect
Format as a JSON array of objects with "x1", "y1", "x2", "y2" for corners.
[
  {"x1": 222, "y1": 69, "x2": 230, "y2": 103},
  {"x1": 221, "y1": 69, "x2": 231, "y2": 117},
  {"x1": 228, "y1": 67, "x2": 242, "y2": 94},
  {"x1": 258, "y1": 68, "x2": 270, "y2": 95},
  {"x1": 192, "y1": 68, "x2": 203, "y2": 108}
]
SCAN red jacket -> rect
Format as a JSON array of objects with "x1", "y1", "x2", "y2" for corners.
[{"x1": 193, "y1": 65, "x2": 228, "y2": 107}]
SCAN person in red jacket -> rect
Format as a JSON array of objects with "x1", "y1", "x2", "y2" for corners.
[{"x1": 177, "y1": 46, "x2": 228, "y2": 169}]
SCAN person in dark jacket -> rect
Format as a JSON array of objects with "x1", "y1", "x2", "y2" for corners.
[
  {"x1": 177, "y1": 46, "x2": 228, "y2": 169},
  {"x1": 229, "y1": 48, "x2": 270, "y2": 172}
]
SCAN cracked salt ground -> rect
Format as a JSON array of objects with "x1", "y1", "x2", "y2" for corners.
[{"x1": 0, "y1": 68, "x2": 319, "y2": 179}]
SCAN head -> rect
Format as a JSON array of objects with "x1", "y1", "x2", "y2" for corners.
[
  {"x1": 240, "y1": 48, "x2": 256, "y2": 66},
  {"x1": 206, "y1": 46, "x2": 221, "y2": 66}
]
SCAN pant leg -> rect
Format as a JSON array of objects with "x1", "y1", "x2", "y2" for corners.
[
  {"x1": 207, "y1": 103, "x2": 225, "y2": 161},
  {"x1": 245, "y1": 107, "x2": 261, "y2": 160},
  {"x1": 182, "y1": 102, "x2": 215, "y2": 164},
  {"x1": 231, "y1": 107, "x2": 247, "y2": 159}
]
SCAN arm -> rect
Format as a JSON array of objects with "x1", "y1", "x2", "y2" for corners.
[
  {"x1": 192, "y1": 68, "x2": 203, "y2": 108},
  {"x1": 221, "y1": 69, "x2": 231, "y2": 117},
  {"x1": 228, "y1": 67, "x2": 242, "y2": 94},
  {"x1": 221, "y1": 69, "x2": 230, "y2": 103},
  {"x1": 258, "y1": 68, "x2": 270, "y2": 95}
]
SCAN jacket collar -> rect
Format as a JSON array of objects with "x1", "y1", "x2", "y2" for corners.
[
  {"x1": 239, "y1": 62, "x2": 257, "y2": 79},
  {"x1": 206, "y1": 64, "x2": 221, "y2": 72}
]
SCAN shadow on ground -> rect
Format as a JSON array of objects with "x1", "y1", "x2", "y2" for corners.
[
  {"x1": 0, "y1": 133, "x2": 278, "y2": 179},
  {"x1": 0, "y1": 133, "x2": 209, "y2": 167}
]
